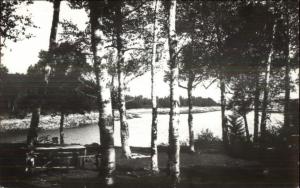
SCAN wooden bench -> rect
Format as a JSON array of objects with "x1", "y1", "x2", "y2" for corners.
[{"x1": 26, "y1": 144, "x2": 87, "y2": 173}]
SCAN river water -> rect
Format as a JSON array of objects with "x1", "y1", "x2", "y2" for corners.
[{"x1": 0, "y1": 108, "x2": 283, "y2": 147}]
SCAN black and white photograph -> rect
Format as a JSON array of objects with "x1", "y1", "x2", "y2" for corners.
[{"x1": 0, "y1": 0, "x2": 299, "y2": 187}]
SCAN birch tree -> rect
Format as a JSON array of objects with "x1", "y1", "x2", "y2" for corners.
[
  {"x1": 178, "y1": 44, "x2": 207, "y2": 152},
  {"x1": 167, "y1": 0, "x2": 180, "y2": 184},
  {"x1": 89, "y1": 1, "x2": 115, "y2": 185},
  {"x1": 114, "y1": 1, "x2": 131, "y2": 158},
  {"x1": 260, "y1": 17, "x2": 277, "y2": 149},
  {"x1": 176, "y1": 1, "x2": 210, "y2": 153},
  {"x1": 253, "y1": 75, "x2": 261, "y2": 144},
  {"x1": 150, "y1": 0, "x2": 159, "y2": 173},
  {"x1": 100, "y1": 0, "x2": 149, "y2": 158},
  {"x1": 282, "y1": 0, "x2": 299, "y2": 128},
  {"x1": 224, "y1": 2, "x2": 276, "y2": 144}
]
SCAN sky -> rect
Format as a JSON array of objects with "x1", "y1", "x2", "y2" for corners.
[{"x1": 1, "y1": 1, "x2": 298, "y2": 102}]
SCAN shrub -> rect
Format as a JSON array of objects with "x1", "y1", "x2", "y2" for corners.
[
  {"x1": 195, "y1": 129, "x2": 221, "y2": 148},
  {"x1": 227, "y1": 114, "x2": 249, "y2": 156}
]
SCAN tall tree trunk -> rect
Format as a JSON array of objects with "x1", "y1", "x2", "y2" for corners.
[
  {"x1": 89, "y1": 1, "x2": 115, "y2": 185},
  {"x1": 27, "y1": 0, "x2": 61, "y2": 145},
  {"x1": 49, "y1": 0, "x2": 60, "y2": 51},
  {"x1": 187, "y1": 73, "x2": 195, "y2": 153},
  {"x1": 98, "y1": 71, "x2": 115, "y2": 186},
  {"x1": 27, "y1": 107, "x2": 41, "y2": 146},
  {"x1": 283, "y1": 55, "x2": 291, "y2": 128},
  {"x1": 111, "y1": 75, "x2": 115, "y2": 132},
  {"x1": 59, "y1": 110, "x2": 64, "y2": 144},
  {"x1": 188, "y1": 10, "x2": 196, "y2": 153},
  {"x1": 220, "y1": 75, "x2": 229, "y2": 149},
  {"x1": 260, "y1": 21, "x2": 277, "y2": 149},
  {"x1": 253, "y1": 74, "x2": 260, "y2": 144},
  {"x1": 167, "y1": 0, "x2": 180, "y2": 184},
  {"x1": 283, "y1": 2, "x2": 291, "y2": 128},
  {"x1": 150, "y1": 0, "x2": 159, "y2": 174},
  {"x1": 214, "y1": 6, "x2": 228, "y2": 150},
  {"x1": 242, "y1": 114, "x2": 250, "y2": 143},
  {"x1": 115, "y1": 4, "x2": 131, "y2": 159}
]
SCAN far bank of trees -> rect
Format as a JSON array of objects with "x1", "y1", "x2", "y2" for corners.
[
  {"x1": 0, "y1": 86, "x2": 218, "y2": 117},
  {"x1": 126, "y1": 95, "x2": 218, "y2": 109}
]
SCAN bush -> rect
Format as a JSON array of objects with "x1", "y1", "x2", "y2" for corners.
[
  {"x1": 227, "y1": 114, "x2": 249, "y2": 157},
  {"x1": 195, "y1": 129, "x2": 221, "y2": 148}
]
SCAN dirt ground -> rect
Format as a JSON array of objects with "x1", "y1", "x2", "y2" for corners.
[{"x1": 0, "y1": 146, "x2": 298, "y2": 188}]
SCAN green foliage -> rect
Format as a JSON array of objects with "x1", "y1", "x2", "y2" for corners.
[
  {"x1": 5, "y1": 42, "x2": 94, "y2": 117},
  {"x1": 125, "y1": 95, "x2": 152, "y2": 109},
  {"x1": 227, "y1": 74, "x2": 255, "y2": 116},
  {"x1": 59, "y1": 19, "x2": 91, "y2": 52},
  {"x1": 265, "y1": 99, "x2": 299, "y2": 149},
  {"x1": 44, "y1": 42, "x2": 93, "y2": 115},
  {"x1": 158, "y1": 96, "x2": 218, "y2": 108},
  {"x1": 0, "y1": 73, "x2": 27, "y2": 117},
  {"x1": 227, "y1": 114, "x2": 245, "y2": 141},
  {"x1": 111, "y1": 95, "x2": 218, "y2": 109},
  {"x1": 0, "y1": 64, "x2": 8, "y2": 76},
  {"x1": 196, "y1": 129, "x2": 221, "y2": 145},
  {"x1": 90, "y1": 0, "x2": 151, "y2": 82},
  {"x1": 227, "y1": 113, "x2": 250, "y2": 156},
  {"x1": 0, "y1": 0, "x2": 36, "y2": 47}
]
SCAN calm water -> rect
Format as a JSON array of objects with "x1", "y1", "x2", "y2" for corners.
[{"x1": 0, "y1": 109, "x2": 283, "y2": 147}]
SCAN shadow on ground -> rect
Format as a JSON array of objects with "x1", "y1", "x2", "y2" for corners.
[{"x1": 0, "y1": 145, "x2": 298, "y2": 188}]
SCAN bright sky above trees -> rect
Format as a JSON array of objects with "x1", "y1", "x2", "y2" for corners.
[{"x1": 1, "y1": 1, "x2": 298, "y2": 101}]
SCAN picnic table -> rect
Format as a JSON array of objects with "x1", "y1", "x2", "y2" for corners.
[{"x1": 26, "y1": 144, "x2": 87, "y2": 173}]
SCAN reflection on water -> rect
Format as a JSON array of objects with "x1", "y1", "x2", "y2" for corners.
[{"x1": 0, "y1": 110, "x2": 283, "y2": 147}]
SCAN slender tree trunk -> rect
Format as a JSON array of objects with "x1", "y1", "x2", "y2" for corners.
[
  {"x1": 167, "y1": 0, "x2": 180, "y2": 184},
  {"x1": 242, "y1": 114, "x2": 250, "y2": 143},
  {"x1": 188, "y1": 11, "x2": 196, "y2": 153},
  {"x1": 111, "y1": 75, "x2": 115, "y2": 132},
  {"x1": 116, "y1": 49, "x2": 131, "y2": 158},
  {"x1": 98, "y1": 72, "x2": 115, "y2": 186},
  {"x1": 283, "y1": 2, "x2": 291, "y2": 128},
  {"x1": 49, "y1": 0, "x2": 60, "y2": 51},
  {"x1": 187, "y1": 74, "x2": 195, "y2": 153},
  {"x1": 253, "y1": 74, "x2": 260, "y2": 144},
  {"x1": 150, "y1": 0, "x2": 159, "y2": 173},
  {"x1": 220, "y1": 75, "x2": 229, "y2": 149},
  {"x1": 214, "y1": 7, "x2": 228, "y2": 150},
  {"x1": 27, "y1": 0, "x2": 61, "y2": 145},
  {"x1": 89, "y1": 1, "x2": 115, "y2": 185},
  {"x1": 260, "y1": 21, "x2": 277, "y2": 149},
  {"x1": 59, "y1": 111, "x2": 64, "y2": 144},
  {"x1": 283, "y1": 57, "x2": 291, "y2": 127},
  {"x1": 27, "y1": 107, "x2": 41, "y2": 146},
  {"x1": 115, "y1": 4, "x2": 131, "y2": 158}
]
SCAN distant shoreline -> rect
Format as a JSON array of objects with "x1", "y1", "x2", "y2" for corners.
[
  {"x1": 0, "y1": 106, "x2": 284, "y2": 133},
  {"x1": 0, "y1": 106, "x2": 221, "y2": 133}
]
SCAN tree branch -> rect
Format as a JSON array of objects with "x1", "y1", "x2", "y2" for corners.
[
  {"x1": 225, "y1": 83, "x2": 232, "y2": 94},
  {"x1": 179, "y1": 83, "x2": 188, "y2": 89},
  {"x1": 78, "y1": 77, "x2": 95, "y2": 89},
  {"x1": 105, "y1": 45, "x2": 117, "y2": 49},
  {"x1": 202, "y1": 78, "x2": 217, "y2": 89},
  {"x1": 192, "y1": 80, "x2": 202, "y2": 88},
  {"x1": 125, "y1": 71, "x2": 146, "y2": 84},
  {"x1": 123, "y1": 47, "x2": 150, "y2": 52},
  {"x1": 194, "y1": 75, "x2": 203, "y2": 83}
]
